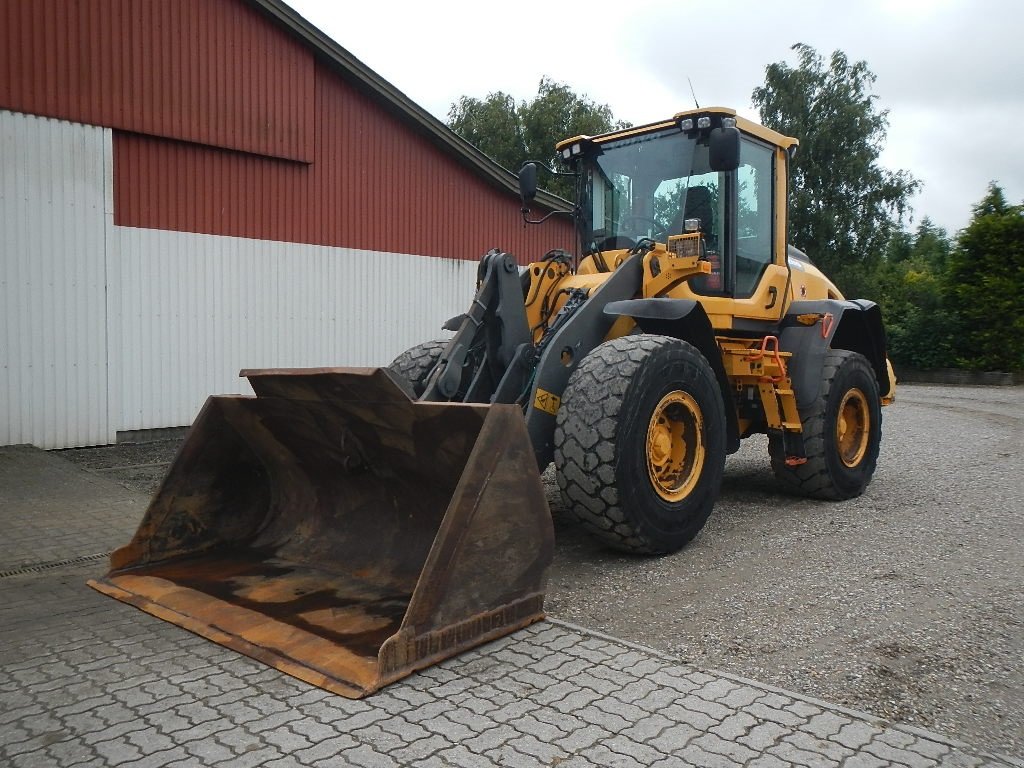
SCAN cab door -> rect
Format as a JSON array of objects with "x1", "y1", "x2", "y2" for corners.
[{"x1": 682, "y1": 136, "x2": 789, "y2": 330}]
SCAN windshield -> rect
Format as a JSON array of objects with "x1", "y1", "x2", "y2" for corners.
[{"x1": 584, "y1": 129, "x2": 723, "y2": 252}]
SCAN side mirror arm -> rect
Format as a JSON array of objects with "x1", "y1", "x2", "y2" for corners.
[{"x1": 518, "y1": 161, "x2": 577, "y2": 225}]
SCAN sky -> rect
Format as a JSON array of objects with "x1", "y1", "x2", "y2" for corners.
[{"x1": 287, "y1": 0, "x2": 1023, "y2": 236}]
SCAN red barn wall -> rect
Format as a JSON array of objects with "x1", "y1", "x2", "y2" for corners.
[
  {"x1": 0, "y1": 0, "x2": 314, "y2": 161},
  {"x1": 113, "y1": 63, "x2": 574, "y2": 260},
  {"x1": 0, "y1": 0, "x2": 576, "y2": 261}
]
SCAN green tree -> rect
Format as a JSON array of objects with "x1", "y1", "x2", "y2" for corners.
[
  {"x1": 752, "y1": 44, "x2": 919, "y2": 297},
  {"x1": 877, "y1": 218, "x2": 955, "y2": 370},
  {"x1": 448, "y1": 77, "x2": 627, "y2": 199},
  {"x1": 910, "y1": 216, "x2": 951, "y2": 271},
  {"x1": 944, "y1": 184, "x2": 1024, "y2": 371},
  {"x1": 446, "y1": 91, "x2": 523, "y2": 173}
]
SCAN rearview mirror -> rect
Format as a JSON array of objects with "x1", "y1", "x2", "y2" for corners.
[
  {"x1": 518, "y1": 163, "x2": 538, "y2": 207},
  {"x1": 709, "y1": 126, "x2": 741, "y2": 172}
]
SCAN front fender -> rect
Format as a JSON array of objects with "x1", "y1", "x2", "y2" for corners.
[{"x1": 604, "y1": 298, "x2": 740, "y2": 454}]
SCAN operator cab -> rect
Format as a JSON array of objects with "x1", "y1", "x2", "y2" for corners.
[
  {"x1": 587, "y1": 129, "x2": 774, "y2": 298},
  {"x1": 555, "y1": 108, "x2": 814, "y2": 328}
]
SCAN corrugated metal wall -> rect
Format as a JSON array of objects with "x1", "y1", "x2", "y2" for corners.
[
  {"x1": 1, "y1": 112, "x2": 113, "y2": 448},
  {"x1": 0, "y1": 0, "x2": 579, "y2": 447},
  {"x1": 112, "y1": 62, "x2": 575, "y2": 261},
  {"x1": 0, "y1": 0, "x2": 314, "y2": 161},
  {"x1": 108, "y1": 227, "x2": 476, "y2": 432},
  {"x1": 1, "y1": 110, "x2": 481, "y2": 447}
]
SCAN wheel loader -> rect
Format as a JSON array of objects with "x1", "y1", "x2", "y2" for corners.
[{"x1": 90, "y1": 106, "x2": 895, "y2": 698}]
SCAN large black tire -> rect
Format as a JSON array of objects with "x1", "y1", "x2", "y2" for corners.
[
  {"x1": 554, "y1": 334, "x2": 727, "y2": 554},
  {"x1": 769, "y1": 349, "x2": 882, "y2": 500},
  {"x1": 387, "y1": 339, "x2": 448, "y2": 397}
]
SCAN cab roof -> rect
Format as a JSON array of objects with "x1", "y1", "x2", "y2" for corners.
[{"x1": 555, "y1": 106, "x2": 798, "y2": 152}]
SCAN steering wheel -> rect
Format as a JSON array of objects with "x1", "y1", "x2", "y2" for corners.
[{"x1": 617, "y1": 215, "x2": 668, "y2": 240}]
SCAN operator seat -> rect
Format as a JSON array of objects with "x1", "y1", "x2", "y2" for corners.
[{"x1": 682, "y1": 186, "x2": 715, "y2": 246}]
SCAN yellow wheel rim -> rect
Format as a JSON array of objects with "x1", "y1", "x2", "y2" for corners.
[
  {"x1": 836, "y1": 388, "x2": 870, "y2": 468},
  {"x1": 646, "y1": 391, "x2": 705, "y2": 503}
]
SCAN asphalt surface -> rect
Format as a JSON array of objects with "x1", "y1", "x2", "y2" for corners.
[{"x1": 57, "y1": 383, "x2": 1024, "y2": 759}]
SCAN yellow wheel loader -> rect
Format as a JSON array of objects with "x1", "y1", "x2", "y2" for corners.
[
  {"x1": 91, "y1": 107, "x2": 895, "y2": 697},
  {"x1": 393, "y1": 107, "x2": 895, "y2": 552}
]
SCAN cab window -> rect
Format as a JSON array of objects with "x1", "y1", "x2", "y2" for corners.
[{"x1": 735, "y1": 140, "x2": 774, "y2": 296}]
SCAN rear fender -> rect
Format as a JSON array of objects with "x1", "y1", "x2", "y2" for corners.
[
  {"x1": 780, "y1": 299, "x2": 892, "y2": 414},
  {"x1": 602, "y1": 298, "x2": 740, "y2": 454}
]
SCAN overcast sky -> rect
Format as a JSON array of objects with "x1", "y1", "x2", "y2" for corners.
[{"x1": 288, "y1": 0, "x2": 1023, "y2": 236}]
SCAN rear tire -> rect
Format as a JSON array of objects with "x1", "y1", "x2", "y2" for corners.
[
  {"x1": 387, "y1": 339, "x2": 448, "y2": 397},
  {"x1": 554, "y1": 335, "x2": 727, "y2": 554},
  {"x1": 769, "y1": 349, "x2": 881, "y2": 500}
]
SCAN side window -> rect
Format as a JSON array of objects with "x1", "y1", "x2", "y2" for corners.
[
  {"x1": 678, "y1": 172, "x2": 726, "y2": 294},
  {"x1": 735, "y1": 140, "x2": 774, "y2": 296}
]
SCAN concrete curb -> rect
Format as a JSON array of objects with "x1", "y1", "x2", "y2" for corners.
[{"x1": 895, "y1": 368, "x2": 1023, "y2": 386}]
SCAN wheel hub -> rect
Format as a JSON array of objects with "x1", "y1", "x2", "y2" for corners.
[
  {"x1": 836, "y1": 388, "x2": 870, "y2": 468},
  {"x1": 646, "y1": 391, "x2": 704, "y2": 502}
]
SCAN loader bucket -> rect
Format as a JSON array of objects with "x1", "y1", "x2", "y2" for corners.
[{"x1": 88, "y1": 368, "x2": 553, "y2": 698}]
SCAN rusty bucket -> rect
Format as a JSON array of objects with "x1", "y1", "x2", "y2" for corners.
[{"x1": 88, "y1": 368, "x2": 553, "y2": 698}]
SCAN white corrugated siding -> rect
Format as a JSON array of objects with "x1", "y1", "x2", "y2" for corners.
[
  {"x1": 108, "y1": 228, "x2": 474, "y2": 432},
  {"x1": 1, "y1": 110, "x2": 478, "y2": 447},
  {"x1": 1, "y1": 111, "x2": 112, "y2": 448}
]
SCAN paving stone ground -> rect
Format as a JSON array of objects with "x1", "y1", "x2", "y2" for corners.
[
  {"x1": 1, "y1": 446, "x2": 1020, "y2": 768},
  {"x1": 0, "y1": 446, "x2": 144, "y2": 570}
]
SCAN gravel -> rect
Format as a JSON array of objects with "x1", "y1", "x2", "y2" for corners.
[
  {"x1": 545, "y1": 384, "x2": 1024, "y2": 758},
  {"x1": 61, "y1": 383, "x2": 1024, "y2": 758}
]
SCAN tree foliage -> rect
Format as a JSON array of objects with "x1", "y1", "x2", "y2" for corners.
[
  {"x1": 944, "y1": 184, "x2": 1024, "y2": 371},
  {"x1": 752, "y1": 44, "x2": 919, "y2": 297},
  {"x1": 875, "y1": 219, "x2": 956, "y2": 370},
  {"x1": 875, "y1": 189, "x2": 1024, "y2": 374},
  {"x1": 447, "y1": 77, "x2": 627, "y2": 199}
]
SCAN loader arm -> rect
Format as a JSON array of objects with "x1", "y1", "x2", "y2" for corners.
[
  {"x1": 421, "y1": 249, "x2": 533, "y2": 404},
  {"x1": 421, "y1": 248, "x2": 647, "y2": 470}
]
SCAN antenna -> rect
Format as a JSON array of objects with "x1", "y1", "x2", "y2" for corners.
[{"x1": 687, "y1": 78, "x2": 700, "y2": 109}]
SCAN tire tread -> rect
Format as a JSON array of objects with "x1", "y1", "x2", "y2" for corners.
[
  {"x1": 769, "y1": 349, "x2": 880, "y2": 500},
  {"x1": 387, "y1": 339, "x2": 448, "y2": 396},
  {"x1": 555, "y1": 335, "x2": 724, "y2": 554}
]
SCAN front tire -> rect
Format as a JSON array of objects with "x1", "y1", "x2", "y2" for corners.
[
  {"x1": 769, "y1": 349, "x2": 882, "y2": 500},
  {"x1": 387, "y1": 339, "x2": 447, "y2": 397},
  {"x1": 554, "y1": 335, "x2": 727, "y2": 554}
]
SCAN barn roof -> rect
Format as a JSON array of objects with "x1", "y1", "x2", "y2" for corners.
[{"x1": 249, "y1": 0, "x2": 570, "y2": 213}]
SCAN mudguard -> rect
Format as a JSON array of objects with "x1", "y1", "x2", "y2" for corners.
[
  {"x1": 602, "y1": 298, "x2": 741, "y2": 454},
  {"x1": 779, "y1": 299, "x2": 892, "y2": 414}
]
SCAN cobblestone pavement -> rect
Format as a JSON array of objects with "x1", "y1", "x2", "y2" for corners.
[
  {"x1": 2, "y1": 567, "x2": 1020, "y2": 768},
  {"x1": 3, "y1": 447, "x2": 1021, "y2": 767}
]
